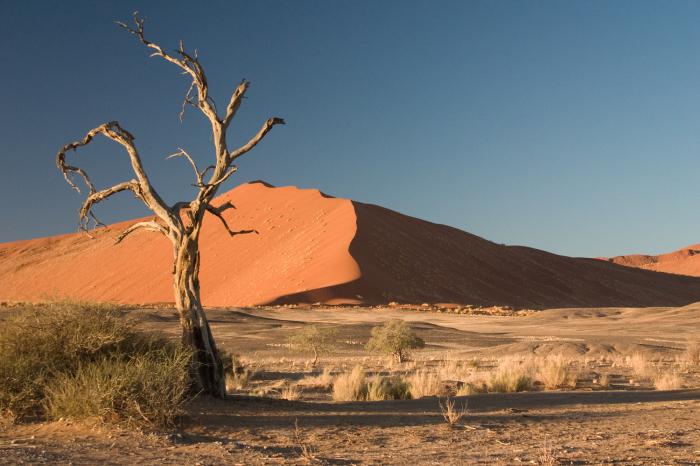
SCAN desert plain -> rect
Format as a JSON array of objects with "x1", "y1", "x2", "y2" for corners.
[{"x1": 1, "y1": 301, "x2": 699, "y2": 465}]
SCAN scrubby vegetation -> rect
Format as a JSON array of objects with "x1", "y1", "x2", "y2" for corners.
[
  {"x1": 365, "y1": 319, "x2": 425, "y2": 362},
  {"x1": 0, "y1": 302, "x2": 192, "y2": 427},
  {"x1": 332, "y1": 365, "x2": 368, "y2": 401},
  {"x1": 289, "y1": 325, "x2": 338, "y2": 365}
]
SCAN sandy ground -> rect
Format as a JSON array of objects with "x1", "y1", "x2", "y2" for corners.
[{"x1": 2, "y1": 304, "x2": 700, "y2": 465}]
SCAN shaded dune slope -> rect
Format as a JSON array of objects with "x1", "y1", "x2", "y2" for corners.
[
  {"x1": 277, "y1": 202, "x2": 700, "y2": 307},
  {"x1": 2, "y1": 182, "x2": 700, "y2": 308}
]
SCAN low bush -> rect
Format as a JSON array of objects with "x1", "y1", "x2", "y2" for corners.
[
  {"x1": 366, "y1": 319, "x2": 425, "y2": 363},
  {"x1": 0, "y1": 301, "x2": 193, "y2": 426},
  {"x1": 44, "y1": 347, "x2": 191, "y2": 427},
  {"x1": 289, "y1": 325, "x2": 338, "y2": 366}
]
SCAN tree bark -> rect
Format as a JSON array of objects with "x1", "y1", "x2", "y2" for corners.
[{"x1": 174, "y1": 235, "x2": 226, "y2": 398}]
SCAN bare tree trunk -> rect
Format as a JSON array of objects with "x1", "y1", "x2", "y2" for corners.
[
  {"x1": 57, "y1": 14, "x2": 283, "y2": 398},
  {"x1": 174, "y1": 235, "x2": 225, "y2": 398}
]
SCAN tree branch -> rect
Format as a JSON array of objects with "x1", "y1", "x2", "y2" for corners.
[
  {"x1": 115, "y1": 219, "x2": 169, "y2": 244},
  {"x1": 166, "y1": 148, "x2": 204, "y2": 186},
  {"x1": 205, "y1": 203, "x2": 257, "y2": 237},
  {"x1": 230, "y1": 117, "x2": 285, "y2": 161},
  {"x1": 223, "y1": 80, "x2": 249, "y2": 128},
  {"x1": 56, "y1": 121, "x2": 177, "y2": 233},
  {"x1": 116, "y1": 13, "x2": 219, "y2": 126},
  {"x1": 79, "y1": 180, "x2": 140, "y2": 231}
]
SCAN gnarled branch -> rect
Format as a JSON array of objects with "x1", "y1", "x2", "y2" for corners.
[
  {"x1": 56, "y1": 121, "x2": 177, "y2": 233},
  {"x1": 166, "y1": 148, "x2": 206, "y2": 186},
  {"x1": 205, "y1": 203, "x2": 257, "y2": 237},
  {"x1": 223, "y1": 80, "x2": 249, "y2": 128},
  {"x1": 79, "y1": 180, "x2": 141, "y2": 231},
  {"x1": 115, "y1": 219, "x2": 169, "y2": 244},
  {"x1": 230, "y1": 117, "x2": 286, "y2": 161},
  {"x1": 116, "y1": 13, "x2": 218, "y2": 126}
]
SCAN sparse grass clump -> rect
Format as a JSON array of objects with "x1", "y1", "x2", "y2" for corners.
[
  {"x1": 0, "y1": 301, "x2": 192, "y2": 426},
  {"x1": 487, "y1": 357, "x2": 534, "y2": 393},
  {"x1": 299, "y1": 366, "x2": 334, "y2": 390},
  {"x1": 224, "y1": 354, "x2": 252, "y2": 393},
  {"x1": 366, "y1": 375, "x2": 412, "y2": 400},
  {"x1": 682, "y1": 340, "x2": 700, "y2": 366},
  {"x1": 626, "y1": 352, "x2": 653, "y2": 380},
  {"x1": 408, "y1": 369, "x2": 442, "y2": 398},
  {"x1": 438, "y1": 396, "x2": 468, "y2": 426},
  {"x1": 280, "y1": 383, "x2": 302, "y2": 401},
  {"x1": 654, "y1": 371, "x2": 683, "y2": 391},
  {"x1": 536, "y1": 354, "x2": 578, "y2": 390},
  {"x1": 332, "y1": 365, "x2": 368, "y2": 401}
]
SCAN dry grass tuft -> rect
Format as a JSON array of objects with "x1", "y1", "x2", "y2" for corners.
[
  {"x1": 654, "y1": 371, "x2": 683, "y2": 391},
  {"x1": 626, "y1": 352, "x2": 653, "y2": 380},
  {"x1": 366, "y1": 375, "x2": 412, "y2": 401},
  {"x1": 332, "y1": 365, "x2": 368, "y2": 401},
  {"x1": 536, "y1": 354, "x2": 578, "y2": 390},
  {"x1": 408, "y1": 369, "x2": 442, "y2": 398},
  {"x1": 539, "y1": 435, "x2": 556, "y2": 466},
  {"x1": 438, "y1": 396, "x2": 468, "y2": 426},
  {"x1": 298, "y1": 366, "x2": 334, "y2": 390},
  {"x1": 280, "y1": 384, "x2": 302, "y2": 401},
  {"x1": 294, "y1": 418, "x2": 319, "y2": 464},
  {"x1": 682, "y1": 340, "x2": 700, "y2": 366},
  {"x1": 488, "y1": 357, "x2": 534, "y2": 393}
]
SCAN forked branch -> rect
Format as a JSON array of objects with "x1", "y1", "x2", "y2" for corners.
[
  {"x1": 116, "y1": 13, "x2": 217, "y2": 126},
  {"x1": 56, "y1": 121, "x2": 175, "y2": 232}
]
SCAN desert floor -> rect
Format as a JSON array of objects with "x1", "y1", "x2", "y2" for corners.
[{"x1": 2, "y1": 304, "x2": 700, "y2": 465}]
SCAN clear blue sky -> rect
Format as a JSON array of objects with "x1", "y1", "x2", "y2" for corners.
[{"x1": 1, "y1": 0, "x2": 699, "y2": 257}]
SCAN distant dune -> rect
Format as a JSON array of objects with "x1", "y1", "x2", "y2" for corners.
[
  {"x1": 2, "y1": 181, "x2": 700, "y2": 308},
  {"x1": 606, "y1": 244, "x2": 700, "y2": 277}
]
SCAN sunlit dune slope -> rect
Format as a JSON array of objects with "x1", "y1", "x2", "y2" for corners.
[
  {"x1": 2, "y1": 181, "x2": 700, "y2": 308},
  {"x1": 607, "y1": 244, "x2": 700, "y2": 278}
]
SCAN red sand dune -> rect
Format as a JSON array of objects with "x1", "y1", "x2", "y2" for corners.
[
  {"x1": 3, "y1": 181, "x2": 700, "y2": 308},
  {"x1": 606, "y1": 244, "x2": 700, "y2": 277}
]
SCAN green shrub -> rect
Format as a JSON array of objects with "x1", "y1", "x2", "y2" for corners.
[
  {"x1": 44, "y1": 348, "x2": 191, "y2": 427},
  {"x1": 365, "y1": 319, "x2": 425, "y2": 363},
  {"x1": 0, "y1": 301, "x2": 193, "y2": 426},
  {"x1": 289, "y1": 325, "x2": 338, "y2": 365}
]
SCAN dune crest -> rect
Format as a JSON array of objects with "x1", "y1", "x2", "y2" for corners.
[
  {"x1": 606, "y1": 244, "x2": 700, "y2": 277},
  {"x1": 3, "y1": 181, "x2": 700, "y2": 308}
]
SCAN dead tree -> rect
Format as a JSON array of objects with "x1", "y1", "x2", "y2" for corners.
[{"x1": 55, "y1": 14, "x2": 284, "y2": 397}]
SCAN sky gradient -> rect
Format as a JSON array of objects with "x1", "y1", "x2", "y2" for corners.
[{"x1": 1, "y1": 0, "x2": 699, "y2": 257}]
